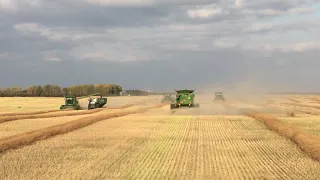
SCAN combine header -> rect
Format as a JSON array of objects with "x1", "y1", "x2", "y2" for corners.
[
  {"x1": 60, "y1": 95, "x2": 81, "y2": 110},
  {"x1": 170, "y1": 89, "x2": 200, "y2": 109}
]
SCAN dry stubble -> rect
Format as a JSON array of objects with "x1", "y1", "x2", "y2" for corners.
[{"x1": 1, "y1": 111, "x2": 319, "y2": 180}]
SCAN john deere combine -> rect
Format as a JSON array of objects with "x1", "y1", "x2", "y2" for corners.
[
  {"x1": 87, "y1": 93, "x2": 107, "y2": 109},
  {"x1": 60, "y1": 95, "x2": 81, "y2": 110},
  {"x1": 213, "y1": 92, "x2": 225, "y2": 101},
  {"x1": 161, "y1": 94, "x2": 174, "y2": 103},
  {"x1": 60, "y1": 93, "x2": 107, "y2": 110},
  {"x1": 170, "y1": 89, "x2": 200, "y2": 109}
]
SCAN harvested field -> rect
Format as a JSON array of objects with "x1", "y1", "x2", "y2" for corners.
[
  {"x1": 0, "y1": 96, "x2": 159, "y2": 114},
  {"x1": 0, "y1": 109, "x2": 122, "y2": 138},
  {"x1": 0, "y1": 94, "x2": 320, "y2": 179}
]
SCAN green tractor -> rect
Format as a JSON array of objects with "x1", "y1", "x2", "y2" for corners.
[
  {"x1": 60, "y1": 95, "x2": 81, "y2": 110},
  {"x1": 213, "y1": 92, "x2": 225, "y2": 101},
  {"x1": 161, "y1": 94, "x2": 174, "y2": 103},
  {"x1": 87, "y1": 93, "x2": 108, "y2": 110},
  {"x1": 170, "y1": 89, "x2": 200, "y2": 109}
]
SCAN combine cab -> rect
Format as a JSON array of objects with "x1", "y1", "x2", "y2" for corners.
[
  {"x1": 60, "y1": 96, "x2": 81, "y2": 110},
  {"x1": 213, "y1": 92, "x2": 225, "y2": 101},
  {"x1": 87, "y1": 93, "x2": 108, "y2": 109},
  {"x1": 162, "y1": 94, "x2": 174, "y2": 103},
  {"x1": 170, "y1": 89, "x2": 200, "y2": 109}
]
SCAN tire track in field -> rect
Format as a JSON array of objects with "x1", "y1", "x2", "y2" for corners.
[
  {"x1": 0, "y1": 104, "x2": 136, "y2": 124},
  {"x1": 0, "y1": 103, "x2": 168, "y2": 153}
]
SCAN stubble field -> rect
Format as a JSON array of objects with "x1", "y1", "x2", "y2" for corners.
[{"x1": 0, "y1": 94, "x2": 320, "y2": 179}]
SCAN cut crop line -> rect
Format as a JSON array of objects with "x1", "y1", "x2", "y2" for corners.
[
  {"x1": 0, "y1": 103, "x2": 137, "y2": 124},
  {"x1": 282, "y1": 102, "x2": 320, "y2": 110},
  {"x1": 0, "y1": 103, "x2": 168, "y2": 153},
  {"x1": 246, "y1": 112, "x2": 320, "y2": 162},
  {"x1": 0, "y1": 109, "x2": 65, "y2": 117},
  {"x1": 220, "y1": 102, "x2": 320, "y2": 162}
]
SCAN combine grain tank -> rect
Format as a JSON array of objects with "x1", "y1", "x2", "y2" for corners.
[{"x1": 170, "y1": 89, "x2": 200, "y2": 109}]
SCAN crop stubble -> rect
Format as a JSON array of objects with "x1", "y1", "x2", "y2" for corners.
[
  {"x1": 2, "y1": 110, "x2": 318, "y2": 179},
  {"x1": 0, "y1": 103, "x2": 167, "y2": 153},
  {"x1": 1, "y1": 96, "x2": 320, "y2": 179},
  {"x1": 121, "y1": 115, "x2": 320, "y2": 179}
]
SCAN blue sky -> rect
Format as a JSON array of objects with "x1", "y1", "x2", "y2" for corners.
[{"x1": 0, "y1": 0, "x2": 320, "y2": 92}]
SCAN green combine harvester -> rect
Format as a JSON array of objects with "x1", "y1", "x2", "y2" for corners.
[
  {"x1": 60, "y1": 95, "x2": 81, "y2": 110},
  {"x1": 213, "y1": 92, "x2": 225, "y2": 101},
  {"x1": 170, "y1": 89, "x2": 200, "y2": 109},
  {"x1": 161, "y1": 94, "x2": 174, "y2": 103},
  {"x1": 60, "y1": 93, "x2": 107, "y2": 110},
  {"x1": 87, "y1": 93, "x2": 107, "y2": 109}
]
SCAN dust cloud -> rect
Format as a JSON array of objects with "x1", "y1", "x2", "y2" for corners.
[{"x1": 149, "y1": 79, "x2": 296, "y2": 116}]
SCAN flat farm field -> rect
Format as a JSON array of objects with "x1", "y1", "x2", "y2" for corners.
[{"x1": 0, "y1": 94, "x2": 320, "y2": 179}]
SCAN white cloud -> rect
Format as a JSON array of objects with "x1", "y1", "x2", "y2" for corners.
[
  {"x1": 0, "y1": 0, "x2": 15, "y2": 9},
  {"x1": 71, "y1": 42, "x2": 155, "y2": 62},
  {"x1": 0, "y1": 0, "x2": 41, "y2": 10},
  {"x1": 244, "y1": 23, "x2": 273, "y2": 32},
  {"x1": 242, "y1": 7, "x2": 313, "y2": 16},
  {"x1": 46, "y1": 57, "x2": 62, "y2": 62},
  {"x1": 243, "y1": 42, "x2": 320, "y2": 52},
  {"x1": 14, "y1": 23, "x2": 107, "y2": 41},
  {"x1": 234, "y1": 0, "x2": 244, "y2": 8},
  {"x1": 14, "y1": 23, "x2": 71, "y2": 41},
  {"x1": 212, "y1": 38, "x2": 238, "y2": 48},
  {"x1": 159, "y1": 43, "x2": 200, "y2": 51},
  {"x1": 85, "y1": 0, "x2": 153, "y2": 6},
  {"x1": 213, "y1": 35, "x2": 320, "y2": 52},
  {"x1": 187, "y1": 4, "x2": 223, "y2": 19}
]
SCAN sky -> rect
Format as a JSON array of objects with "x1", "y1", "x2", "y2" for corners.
[{"x1": 0, "y1": 0, "x2": 320, "y2": 92}]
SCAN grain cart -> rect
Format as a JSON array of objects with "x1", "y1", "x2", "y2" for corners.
[
  {"x1": 60, "y1": 95, "x2": 81, "y2": 110},
  {"x1": 213, "y1": 92, "x2": 225, "y2": 101},
  {"x1": 162, "y1": 94, "x2": 174, "y2": 103},
  {"x1": 87, "y1": 93, "x2": 108, "y2": 109},
  {"x1": 170, "y1": 89, "x2": 200, "y2": 109}
]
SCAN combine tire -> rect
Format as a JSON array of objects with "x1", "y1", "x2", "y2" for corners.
[{"x1": 170, "y1": 104, "x2": 176, "y2": 110}]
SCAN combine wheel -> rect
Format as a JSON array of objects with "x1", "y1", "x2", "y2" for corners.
[{"x1": 170, "y1": 104, "x2": 176, "y2": 110}]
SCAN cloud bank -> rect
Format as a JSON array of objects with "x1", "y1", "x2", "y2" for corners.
[{"x1": 0, "y1": 0, "x2": 319, "y2": 92}]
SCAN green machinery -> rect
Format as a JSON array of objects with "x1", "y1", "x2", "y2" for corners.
[
  {"x1": 213, "y1": 92, "x2": 225, "y2": 101},
  {"x1": 170, "y1": 89, "x2": 200, "y2": 109},
  {"x1": 60, "y1": 95, "x2": 81, "y2": 110},
  {"x1": 161, "y1": 94, "x2": 174, "y2": 103},
  {"x1": 59, "y1": 93, "x2": 107, "y2": 110},
  {"x1": 87, "y1": 93, "x2": 108, "y2": 110}
]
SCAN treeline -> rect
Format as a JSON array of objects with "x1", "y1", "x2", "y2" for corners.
[{"x1": 0, "y1": 84, "x2": 123, "y2": 97}]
